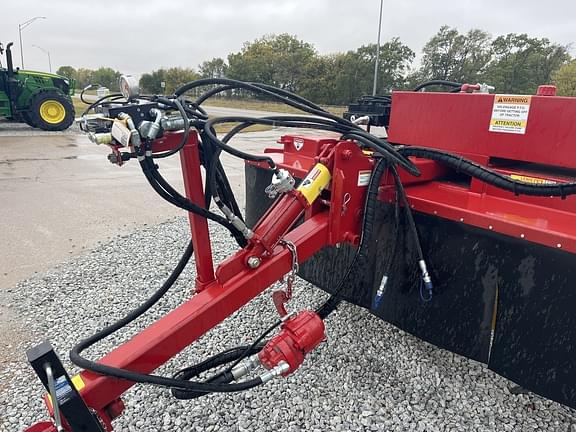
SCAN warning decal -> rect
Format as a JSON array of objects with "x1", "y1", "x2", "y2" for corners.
[
  {"x1": 357, "y1": 170, "x2": 372, "y2": 186},
  {"x1": 509, "y1": 174, "x2": 557, "y2": 185},
  {"x1": 489, "y1": 94, "x2": 531, "y2": 135}
]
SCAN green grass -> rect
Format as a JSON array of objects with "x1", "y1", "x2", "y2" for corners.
[{"x1": 72, "y1": 97, "x2": 88, "y2": 115}]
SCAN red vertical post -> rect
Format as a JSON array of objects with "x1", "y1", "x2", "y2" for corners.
[{"x1": 179, "y1": 133, "x2": 215, "y2": 291}]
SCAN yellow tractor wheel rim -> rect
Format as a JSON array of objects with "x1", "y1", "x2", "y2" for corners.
[{"x1": 39, "y1": 100, "x2": 66, "y2": 124}]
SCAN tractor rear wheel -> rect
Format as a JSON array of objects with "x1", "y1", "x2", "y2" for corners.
[{"x1": 28, "y1": 92, "x2": 75, "y2": 131}]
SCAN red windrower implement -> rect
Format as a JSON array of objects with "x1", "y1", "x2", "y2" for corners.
[{"x1": 25, "y1": 79, "x2": 576, "y2": 431}]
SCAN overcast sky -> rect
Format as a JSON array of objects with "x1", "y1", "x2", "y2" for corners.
[{"x1": 2, "y1": 0, "x2": 574, "y2": 77}]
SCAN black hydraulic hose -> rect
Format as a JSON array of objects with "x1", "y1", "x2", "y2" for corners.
[
  {"x1": 203, "y1": 121, "x2": 278, "y2": 170},
  {"x1": 340, "y1": 132, "x2": 420, "y2": 177},
  {"x1": 174, "y1": 78, "x2": 358, "y2": 129},
  {"x1": 70, "y1": 239, "x2": 265, "y2": 395},
  {"x1": 223, "y1": 319, "x2": 281, "y2": 373},
  {"x1": 172, "y1": 318, "x2": 280, "y2": 400},
  {"x1": 202, "y1": 115, "x2": 419, "y2": 177},
  {"x1": 194, "y1": 82, "x2": 328, "y2": 114},
  {"x1": 398, "y1": 147, "x2": 576, "y2": 197},
  {"x1": 202, "y1": 115, "x2": 346, "y2": 171},
  {"x1": 139, "y1": 157, "x2": 247, "y2": 247},
  {"x1": 413, "y1": 80, "x2": 463, "y2": 92},
  {"x1": 81, "y1": 93, "x2": 125, "y2": 117},
  {"x1": 80, "y1": 85, "x2": 96, "y2": 105},
  {"x1": 316, "y1": 158, "x2": 389, "y2": 319},
  {"x1": 171, "y1": 345, "x2": 263, "y2": 400},
  {"x1": 391, "y1": 166, "x2": 424, "y2": 261}
]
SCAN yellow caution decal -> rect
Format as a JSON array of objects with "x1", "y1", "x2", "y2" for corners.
[
  {"x1": 71, "y1": 374, "x2": 86, "y2": 391},
  {"x1": 510, "y1": 174, "x2": 557, "y2": 185},
  {"x1": 297, "y1": 163, "x2": 331, "y2": 204}
]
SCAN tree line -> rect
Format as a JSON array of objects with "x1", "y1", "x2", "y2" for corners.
[{"x1": 57, "y1": 26, "x2": 576, "y2": 105}]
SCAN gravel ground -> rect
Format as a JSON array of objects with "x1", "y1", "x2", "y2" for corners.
[{"x1": 1, "y1": 217, "x2": 575, "y2": 432}]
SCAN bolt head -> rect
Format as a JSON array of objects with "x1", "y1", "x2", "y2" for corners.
[{"x1": 247, "y1": 256, "x2": 261, "y2": 269}]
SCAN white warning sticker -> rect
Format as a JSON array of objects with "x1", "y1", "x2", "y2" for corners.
[
  {"x1": 357, "y1": 170, "x2": 372, "y2": 186},
  {"x1": 489, "y1": 94, "x2": 532, "y2": 135},
  {"x1": 293, "y1": 138, "x2": 304, "y2": 151}
]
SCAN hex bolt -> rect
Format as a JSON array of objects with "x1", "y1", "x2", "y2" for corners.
[{"x1": 247, "y1": 256, "x2": 261, "y2": 269}]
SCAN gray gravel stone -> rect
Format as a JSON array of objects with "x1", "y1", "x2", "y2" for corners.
[{"x1": 0, "y1": 217, "x2": 575, "y2": 431}]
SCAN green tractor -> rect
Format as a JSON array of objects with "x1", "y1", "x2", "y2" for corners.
[{"x1": 0, "y1": 42, "x2": 75, "y2": 131}]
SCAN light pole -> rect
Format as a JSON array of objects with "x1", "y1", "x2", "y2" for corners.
[
  {"x1": 372, "y1": 0, "x2": 384, "y2": 96},
  {"x1": 32, "y1": 44, "x2": 51, "y2": 73},
  {"x1": 18, "y1": 16, "x2": 46, "y2": 69}
]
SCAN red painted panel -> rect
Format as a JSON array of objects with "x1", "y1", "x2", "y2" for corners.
[{"x1": 388, "y1": 92, "x2": 576, "y2": 170}]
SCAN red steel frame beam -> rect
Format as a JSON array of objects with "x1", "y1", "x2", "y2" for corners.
[
  {"x1": 79, "y1": 214, "x2": 328, "y2": 411},
  {"x1": 179, "y1": 136, "x2": 216, "y2": 291}
]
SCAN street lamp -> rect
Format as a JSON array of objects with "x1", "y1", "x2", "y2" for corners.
[
  {"x1": 19, "y1": 16, "x2": 46, "y2": 69},
  {"x1": 32, "y1": 44, "x2": 51, "y2": 73},
  {"x1": 372, "y1": 0, "x2": 384, "y2": 96}
]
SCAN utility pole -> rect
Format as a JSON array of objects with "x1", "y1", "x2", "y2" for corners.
[
  {"x1": 32, "y1": 45, "x2": 51, "y2": 73},
  {"x1": 18, "y1": 16, "x2": 46, "y2": 69},
  {"x1": 372, "y1": 0, "x2": 384, "y2": 96}
]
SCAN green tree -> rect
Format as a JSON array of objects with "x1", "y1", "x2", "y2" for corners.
[
  {"x1": 356, "y1": 39, "x2": 415, "y2": 93},
  {"x1": 307, "y1": 39, "x2": 414, "y2": 105},
  {"x1": 483, "y1": 34, "x2": 570, "y2": 94},
  {"x1": 227, "y1": 34, "x2": 317, "y2": 94},
  {"x1": 553, "y1": 60, "x2": 576, "y2": 96},
  {"x1": 91, "y1": 67, "x2": 122, "y2": 90},
  {"x1": 75, "y1": 68, "x2": 93, "y2": 89},
  {"x1": 419, "y1": 26, "x2": 492, "y2": 83},
  {"x1": 199, "y1": 58, "x2": 228, "y2": 79},
  {"x1": 139, "y1": 68, "x2": 199, "y2": 94},
  {"x1": 56, "y1": 66, "x2": 76, "y2": 80},
  {"x1": 164, "y1": 67, "x2": 199, "y2": 94},
  {"x1": 298, "y1": 55, "x2": 337, "y2": 104},
  {"x1": 139, "y1": 69, "x2": 165, "y2": 94}
]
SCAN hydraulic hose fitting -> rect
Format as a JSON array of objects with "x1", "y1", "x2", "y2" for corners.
[
  {"x1": 117, "y1": 112, "x2": 142, "y2": 149},
  {"x1": 260, "y1": 361, "x2": 290, "y2": 384},
  {"x1": 265, "y1": 169, "x2": 296, "y2": 199},
  {"x1": 145, "y1": 108, "x2": 163, "y2": 140},
  {"x1": 418, "y1": 259, "x2": 433, "y2": 301},
  {"x1": 87, "y1": 132, "x2": 112, "y2": 145},
  {"x1": 231, "y1": 354, "x2": 261, "y2": 380},
  {"x1": 372, "y1": 274, "x2": 389, "y2": 310},
  {"x1": 350, "y1": 115, "x2": 370, "y2": 125},
  {"x1": 161, "y1": 114, "x2": 186, "y2": 131},
  {"x1": 258, "y1": 311, "x2": 325, "y2": 376},
  {"x1": 215, "y1": 198, "x2": 254, "y2": 239}
]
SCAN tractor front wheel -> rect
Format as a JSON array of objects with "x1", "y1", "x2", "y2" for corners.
[{"x1": 28, "y1": 92, "x2": 75, "y2": 131}]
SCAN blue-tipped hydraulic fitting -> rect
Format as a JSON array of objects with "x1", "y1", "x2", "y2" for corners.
[
  {"x1": 372, "y1": 275, "x2": 388, "y2": 310},
  {"x1": 418, "y1": 259, "x2": 433, "y2": 301}
]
